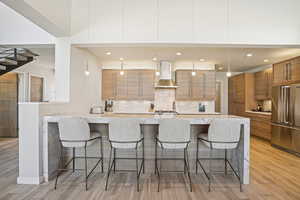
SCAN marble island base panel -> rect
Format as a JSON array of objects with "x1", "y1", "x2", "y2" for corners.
[{"x1": 43, "y1": 115, "x2": 250, "y2": 184}]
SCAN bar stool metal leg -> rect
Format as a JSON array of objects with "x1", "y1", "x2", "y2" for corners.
[
  {"x1": 72, "y1": 147, "x2": 75, "y2": 172},
  {"x1": 183, "y1": 149, "x2": 187, "y2": 174},
  {"x1": 135, "y1": 147, "x2": 139, "y2": 192},
  {"x1": 196, "y1": 138, "x2": 199, "y2": 174},
  {"x1": 235, "y1": 149, "x2": 242, "y2": 192},
  {"x1": 113, "y1": 148, "x2": 116, "y2": 173},
  {"x1": 225, "y1": 149, "x2": 227, "y2": 175},
  {"x1": 84, "y1": 143, "x2": 88, "y2": 191},
  {"x1": 105, "y1": 146, "x2": 114, "y2": 191},
  {"x1": 184, "y1": 148, "x2": 192, "y2": 192},
  {"x1": 208, "y1": 145, "x2": 212, "y2": 192},
  {"x1": 54, "y1": 143, "x2": 64, "y2": 190},
  {"x1": 142, "y1": 140, "x2": 145, "y2": 174},
  {"x1": 100, "y1": 137, "x2": 104, "y2": 173}
]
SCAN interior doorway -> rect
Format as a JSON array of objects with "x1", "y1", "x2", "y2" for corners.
[{"x1": 0, "y1": 73, "x2": 18, "y2": 137}]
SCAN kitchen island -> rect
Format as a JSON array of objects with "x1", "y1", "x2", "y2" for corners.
[{"x1": 43, "y1": 113, "x2": 250, "y2": 184}]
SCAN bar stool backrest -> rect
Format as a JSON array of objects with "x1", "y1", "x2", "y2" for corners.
[
  {"x1": 208, "y1": 118, "x2": 241, "y2": 149},
  {"x1": 58, "y1": 117, "x2": 90, "y2": 141},
  {"x1": 109, "y1": 118, "x2": 141, "y2": 142},
  {"x1": 158, "y1": 119, "x2": 190, "y2": 143}
]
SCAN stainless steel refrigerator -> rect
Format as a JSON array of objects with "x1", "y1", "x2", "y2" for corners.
[{"x1": 271, "y1": 84, "x2": 300, "y2": 155}]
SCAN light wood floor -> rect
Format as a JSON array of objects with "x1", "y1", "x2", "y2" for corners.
[{"x1": 0, "y1": 137, "x2": 299, "y2": 200}]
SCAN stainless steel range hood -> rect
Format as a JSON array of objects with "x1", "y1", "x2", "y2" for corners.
[{"x1": 155, "y1": 61, "x2": 178, "y2": 88}]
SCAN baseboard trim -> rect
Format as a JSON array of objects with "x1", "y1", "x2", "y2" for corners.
[{"x1": 17, "y1": 176, "x2": 44, "y2": 184}]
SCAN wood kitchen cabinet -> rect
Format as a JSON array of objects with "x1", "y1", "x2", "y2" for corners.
[
  {"x1": 254, "y1": 68, "x2": 272, "y2": 100},
  {"x1": 245, "y1": 112, "x2": 272, "y2": 140},
  {"x1": 102, "y1": 70, "x2": 117, "y2": 100},
  {"x1": 291, "y1": 57, "x2": 300, "y2": 82},
  {"x1": 273, "y1": 56, "x2": 300, "y2": 86},
  {"x1": 228, "y1": 73, "x2": 256, "y2": 116},
  {"x1": 175, "y1": 70, "x2": 216, "y2": 101},
  {"x1": 102, "y1": 69, "x2": 155, "y2": 100}
]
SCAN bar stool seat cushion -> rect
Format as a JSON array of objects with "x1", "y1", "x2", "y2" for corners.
[
  {"x1": 199, "y1": 119, "x2": 241, "y2": 149},
  {"x1": 157, "y1": 142, "x2": 187, "y2": 149},
  {"x1": 111, "y1": 138, "x2": 142, "y2": 149},
  {"x1": 62, "y1": 132, "x2": 101, "y2": 148}
]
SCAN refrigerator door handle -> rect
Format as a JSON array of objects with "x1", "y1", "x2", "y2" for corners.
[{"x1": 271, "y1": 122, "x2": 300, "y2": 131}]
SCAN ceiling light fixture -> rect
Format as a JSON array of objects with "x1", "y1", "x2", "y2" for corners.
[
  {"x1": 199, "y1": 58, "x2": 205, "y2": 62},
  {"x1": 85, "y1": 60, "x2": 90, "y2": 76},
  {"x1": 155, "y1": 61, "x2": 160, "y2": 76},
  {"x1": 225, "y1": 0, "x2": 232, "y2": 78},
  {"x1": 191, "y1": 63, "x2": 196, "y2": 76},
  {"x1": 152, "y1": 57, "x2": 157, "y2": 61},
  {"x1": 106, "y1": 52, "x2": 111, "y2": 55},
  {"x1": 246, "y1": 53, "x2": 253, "y2": 57},
  {"x1": 120, "y1": 57, "x2": 124, "y2": 61},
  {"x1": 176, "y1": 52, "x2": 182, "y2": 56},
  {"x1": 120, "y1": 60, "x2": 124, "y2": 75},
  {"x1": 264, "y1": 59, "x2": 269, "y2": 62}
]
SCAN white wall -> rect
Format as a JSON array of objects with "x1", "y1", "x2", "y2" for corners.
[
  {"x1": 71, "y1": 0, "x2": 300, "y2": 45},
  {"x1": 0, "y1": 2, "x2": 55, "y2": 45},
  {"x1": 17, "y1": 46, "x2": 102, "y2": 184}
]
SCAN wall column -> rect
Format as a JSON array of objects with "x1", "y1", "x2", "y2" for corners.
[{"x1": 54, "y1": 38, "x2": 71, "y2": 102}]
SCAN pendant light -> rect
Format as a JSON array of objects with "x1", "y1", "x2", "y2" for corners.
[
  {"x1": 225, "y1": 0, "x2": 232, "y2": 77},
  {"x1": 191, "y1": 62, "x2": 196, "y2": 76},
  {"x1": 153, "y1": 57, "x2": 160, "y2": 76},
  {"x1": 120, "y1": 58, "x2": 124, "y2": 75},
  {"x1": 85, "y1": 60, "x2": 90, "y2": 76}
]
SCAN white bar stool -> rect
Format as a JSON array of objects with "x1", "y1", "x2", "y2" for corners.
[
  {"x1": 155, "y1": 119, "x2": 192, "y2": 192},
  {"x1": 196, "y1": 118, "x2": 243, "y2": 192},
  {"x1": 105, "y1": 118, "x2": 145, "y2": 192},
  {"x1": 54, "y1": 117, "x2": 104, "y2": 191}
]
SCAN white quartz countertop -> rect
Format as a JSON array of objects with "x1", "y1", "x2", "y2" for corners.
[{"x1": 44, "y1": 113, "x2": 249, "y2": 124}]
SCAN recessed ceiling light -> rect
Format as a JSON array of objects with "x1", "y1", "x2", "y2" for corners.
[
  {"x1": 199, "y1": 58, "x2": 205, "y2": 62},
  {"x1": 176, "y1": 52, "x2": 182, "y2": 56},
  {"x1": 264, "y1": 59, "x2": 269, "y2": 62},
  {"x1": 106, "y1": 52, "x2": 111, "y2": 55},
  {"x1": 218, "y1": 67, "x2": 223, "y2": 70},
  {"x1": 120, "y1": 57, "x2": 124, "y2": 61},
  {"x1": 152, "y1": 57, "x2": 157, "y2": 61},
  {"x1": 246, "y1": 53, "x2": 253, "y2": 57}
]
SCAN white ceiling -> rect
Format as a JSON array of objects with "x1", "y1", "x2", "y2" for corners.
[{"x1": 87, "y1": 46, "x2": 300, "y2": 72}]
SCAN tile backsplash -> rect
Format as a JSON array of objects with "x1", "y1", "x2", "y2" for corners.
[
  {"x1": 110, "y1": 100, "x2": 215, "y2": 114},
  {"x1": 175, "y1": 101, "x2": 215, "y2": 113}
]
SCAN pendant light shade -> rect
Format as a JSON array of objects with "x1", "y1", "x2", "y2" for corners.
[
  {"x1": 85, "y1": 60, "x2": 90, "y2": 76},
  {"x1": 191, "y1": 63, "x2": 196, "y2": 76},
  {"x1": 120, "y1": 60, "x2": 124, "y2": 75}
]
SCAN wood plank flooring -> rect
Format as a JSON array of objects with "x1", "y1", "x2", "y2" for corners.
[{"x1": 0, "y1": 137, "x2": 299, "y2": 200}]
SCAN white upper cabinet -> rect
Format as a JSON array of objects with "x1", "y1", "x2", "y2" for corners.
[
  {"x1": 194, "y1": 0, "x2": 227, "y2": 43},
  {"x1": 70, "y1": 0, "x2": 300, "y2": 45},
  {"x1": 124, "y1": 0, "x2": 156, "y2": 41},
  {"x1": 158, "y1": 0, "x2": 194, "y2": 41},
  {"x1": 91, "y1": 0, "x2": 123, "y2": 42}
]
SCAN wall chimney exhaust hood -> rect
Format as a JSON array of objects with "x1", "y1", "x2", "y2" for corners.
[{"x1": 155, "y1": 61, "x2": 178, "y2": 89}]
